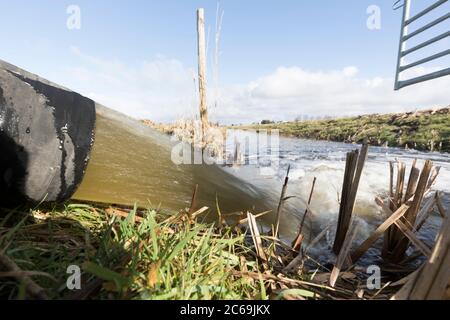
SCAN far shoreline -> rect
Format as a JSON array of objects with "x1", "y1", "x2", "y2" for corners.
[
  {"x1": 229, "y1": 107, "x2": 450, "y2": 154},
  {"x1": 142, "y1": 106, "x2": 450, "y2": 154}
]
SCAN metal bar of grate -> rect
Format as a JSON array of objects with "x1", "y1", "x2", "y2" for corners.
[
  {"x1": 405, "y1": 0, "x2": 448, "y2": 26},
  {"x1": 393, "y1": 0, "x2": 404, "y2": 11},
  {"x1": 394, "y1": 0, "x2": 450, "y2": 90},
  {"x1": 402, "y1": 31, "x2": 450, "y2": 57},
  {"x1": 403, "y1": 12, "x2": 450, "y2": 41},
  {"x1": 397, "y1": 67, "x2": 450, "y2": 89},
  {"x1": 400, "y1": 49, "x2": 450, "y2": 71},
  {"x1": 394, "y1": 0, "x2": 411, "y2": 90}
]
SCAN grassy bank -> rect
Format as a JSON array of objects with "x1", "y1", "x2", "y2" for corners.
[
  {"x1": 0, "y1": 204, "x2": 262, "y2": 299},
  {"x1": 236, "y1": 108, "x2": 450, "y2": 153},
  {"x1": 0, "y1": 203, "x2": 396, "y2": 300}
]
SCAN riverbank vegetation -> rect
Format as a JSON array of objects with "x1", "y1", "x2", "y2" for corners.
[
  {"x1": 0, "y1": 202, "x2": 402, "y2": 300},
  {"x1": 235, "y1": 107, "x2": 450, "y2": 153}
]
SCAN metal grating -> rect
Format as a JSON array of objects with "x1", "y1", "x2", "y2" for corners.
[{"x1": 394, "y1": 0, "x2": 450, "y2": 90}]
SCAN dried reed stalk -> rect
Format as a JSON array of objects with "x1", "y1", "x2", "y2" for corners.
[
  {"x1": 330, "y1": 221, "x2": 359, "y2": 287},
  {"x1": 292, "y1": 177, "x2": 317, "y2": 251},
  {"x1": 274, "y1": 165, "x2": 291, "y2": 238},
  {"x1": 247, "y1": 212, "x2": 267, "y2": 261},
  {"x1": 377, "y1": 158, "x2": 441, "y2": 263},
  {"x1": 393, "y1": 207, "x2": 450, "y2": 300},
  {"x1": 333, "y1": 143, "x2": 368, "y2": 254},
  {"x1": 0, "y1": 251, "x2": 48, "y2": 300}
]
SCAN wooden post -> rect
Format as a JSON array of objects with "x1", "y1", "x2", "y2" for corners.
[{"x1": 197, "y1": 8, "x2": 209, "y2": 143}]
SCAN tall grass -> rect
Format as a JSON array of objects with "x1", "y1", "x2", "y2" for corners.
[
  {"x1": 1, "y1": 202, "x2": 400, "y2": 300},
  {"x1": 0, "y1": 204, "x2": 269, "y2": 300}
]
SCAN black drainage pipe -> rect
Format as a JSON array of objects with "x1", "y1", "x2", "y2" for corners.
[{"x1": 0, "y1": 60, "x2": 96, "y2": 206}]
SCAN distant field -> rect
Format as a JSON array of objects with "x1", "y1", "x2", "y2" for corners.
[{"x1": 235, "y1": 108, "x2": 450, "y2": 153}]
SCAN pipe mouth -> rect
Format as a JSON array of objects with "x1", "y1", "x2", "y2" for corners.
[{"x1": 0, "y1": 60, "x2": 96, "y2": 206}]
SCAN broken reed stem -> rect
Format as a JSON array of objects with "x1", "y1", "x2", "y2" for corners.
[
  {"x1": 389, "y1": 161, "x2": 394, "y2": 199},
  {"x1": 393, "y1": 219, "x2": 432, "y2": 258},
  {"x1": 299, "y1": 177, "x2": 317, "y2": 235},
  {"x1": 405, "y1": 161, "x2": 433, "y2": 224},
  {"x1": 333, "y1": 143, "x2": 368, "y2": 254},
  {"x1": 435, "y1": 192, "x2": 447, "y2": 218},
  {"x1": 380, "y1": 159, "x2": 441, "y2": 264},
  {"x1": 393, "y1": 208, "x2": 450, "y2": 300},
  {"x1": 188, "y1": 184, "x2": 199, "y2": 215},
  {"x1": 292, "y1": 177, "x2": 317, "y2": 251},
  {"x1": 414, "y1": 192, "x2": 438, "y2": 231},
  {"x1": 330, "y1": 221, "x2": 359, "y2": 287},
  {"x1": 394, "y1": 161, "x2": 406, "y2": 209},
  {"x1": 333, "y1": 151, "x2": 357, "y2": 254},
  {"x1": 390, "y1": 160, "x2": 433, "y2": 262},
  {"x1": 427, "y1": 166, "x2": 441, "y2": 190},
  {"x1": 385, "y1": 160, "x2": 407, "y2": 256},
  {"x1": 404, "y1": 159, "x2": 419, "y2": 204},
  {"x1": 247, "y1": 212, "x2": 267, "y2": 262},
  {"x1": 274, "y1": 165, "x2": 291, "y2": 238},
  {"x1": 409, "y1": 208, "x2": 450, "y2": 300},
  {"x1": 348, "y1": 143, "x2": 369, "y2": 208},
  {"x1": 351, "y1": 203, "x2": 409, "y2": 263},
  {"x1": 0, "y1": 251, "x2": 48, "y2": 300}
]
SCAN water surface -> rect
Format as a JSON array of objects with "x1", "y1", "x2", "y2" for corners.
[{"x1": 74, "y1": 111, "x2": 449, "y2": 265}]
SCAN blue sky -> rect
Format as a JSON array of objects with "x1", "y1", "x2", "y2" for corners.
[{"x1": 0, "y1": 0, "x2": 448, "y2": 123}]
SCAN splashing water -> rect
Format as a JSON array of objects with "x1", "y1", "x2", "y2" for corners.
[
  {"x1": 74, "y1": 114, "x2": 449, "y2": 266},
  {"x1": 224, "y1": 131, "x2": 450, "y2": 265}
]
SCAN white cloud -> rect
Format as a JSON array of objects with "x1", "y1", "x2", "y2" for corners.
[
  {"x1": 65, "y1": 46, "x2": 198, "y2": 122},
  {"x1": 343, "y1": 66, "x2": 359, "y2": 77},
  {"x1": 64, "y1": 47, "x2": 449, "y2": 124},
  {"x1": 220, "y1": 65, "x2": 450, "y2": 123}
]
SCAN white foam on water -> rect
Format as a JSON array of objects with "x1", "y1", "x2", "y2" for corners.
[{"x1": 227, "y1": 131, "x2": 450, "y2": 264}]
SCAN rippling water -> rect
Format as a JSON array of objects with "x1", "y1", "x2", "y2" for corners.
[
  {"x1": 224, "y1": 131, "x2": 450, "y2": 265},
  {"x1": 73, "y1": 110, "x2": 449, "y2": 265},
  {"x1": 73, "y1": 107, "x2": 274, "y2": 215}
]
